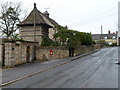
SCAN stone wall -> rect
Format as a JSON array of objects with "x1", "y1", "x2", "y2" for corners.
[
  {"x1": 36, "y1": 44, "x2": 101, "y2": 61},
  {"x1": 2, "y1": 39, "x2": 101, "y2": 68},
  {"x1": 36, "y1": 46, "x2": 69, "y2": 60},
  {"x1": 0, "y1": 39, "x2": 4, "y2": 65},
  {"x1": 0, "y1": 44, "x2": 2, "y2": 63},
  {"x1": 74, "y1": 44, "x2": 101, "y2": 56},
  {"x1": 3, "y1": 40, "x2": 38, "y2": 68}
]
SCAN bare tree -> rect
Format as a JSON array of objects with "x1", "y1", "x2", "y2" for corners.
[{"x1": 0, "y1": 2, "x2": 26, "y2": 38}]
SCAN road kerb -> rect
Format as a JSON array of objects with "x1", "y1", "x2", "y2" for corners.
[{"x1": 1, "y1": 49, "x2": 100, "y2": 87}]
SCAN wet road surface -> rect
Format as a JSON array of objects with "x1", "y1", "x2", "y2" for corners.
[{"x1": 3, "y1": 47, "x2": 118, "y2": 88}]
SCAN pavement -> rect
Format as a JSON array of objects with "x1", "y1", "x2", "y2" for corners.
[
  {"x1": 2, "y1": 49, "x2": 100, "y2": 86},
  {"x1": 2, "y1": 47, "x2": 118, "y2": 88}
]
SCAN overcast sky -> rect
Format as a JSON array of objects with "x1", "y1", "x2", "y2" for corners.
[{"x1": 1, "y1": 0, "x2": 120, "y2": 34}]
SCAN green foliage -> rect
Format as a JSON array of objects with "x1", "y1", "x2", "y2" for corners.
[
  {"x1": 67, "y1": 30, "x2": 81, "y2": 48},
  {"x1": 12, "y1": 34, "x2": 20, "y2": 40},
  {"x1": 54, "y1": 25, "x2": 93, "y2": 48},
  {"x1": 41, "y1": 37, "x2": 61, "y2": 46},
  {"x1": 41, "y1": 37, "x2": 52, "y2": 46},
  {"x1": 12, "y1": 34, "x2": 24, "y2": 41},
  {"x1": 54, "y1": 25, "x2": 69, "y2": 45},
  {"x1": 92, "y1": 40, "x2": 96, "y2": 44},
  {"x1": 86, "y1": 33, "x2": 93, "y2": 45}
]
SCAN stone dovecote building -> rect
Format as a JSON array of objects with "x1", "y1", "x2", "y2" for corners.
[{"x1": 17, "y1": 3, "x2": 58, "y2": 45}]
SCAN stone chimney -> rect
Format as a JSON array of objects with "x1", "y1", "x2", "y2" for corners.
[
  {"x1": 116, "y1": 31, "x2": 118, "y2": 34},
  {"x1": 108, "y1": 30, "x2": 111, "y2": 34},
  {"x1": 34, "y1": 3, "x2": 37, "y2": 9}
]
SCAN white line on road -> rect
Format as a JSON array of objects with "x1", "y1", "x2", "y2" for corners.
[{"x1": 96, "y1": 60, "x2": 101, "y2": 64}]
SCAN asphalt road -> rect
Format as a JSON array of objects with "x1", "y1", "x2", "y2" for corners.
[{"x1": 3, "y1": 47, "x2": 119, "y2": 88}]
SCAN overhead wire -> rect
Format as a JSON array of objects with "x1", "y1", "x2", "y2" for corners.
[
  {"x1": 70, "y1": 6, "x2": 118, "y2": 26},
  {"x1": 50, "y1": 6, "x2": 118, "y2": 27},
  {"x1": 72, "y1": 11, "x2": 117, "y2": 27}
]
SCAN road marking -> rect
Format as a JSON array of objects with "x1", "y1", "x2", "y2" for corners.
[
  {"x1": 1, "y1": 59, "x2": 73, "y2": 87},
  {"x1": 1, "y1": 49, "x2": 100, "y2": 87},
  {"x1": 96, "y1": 60, "x2": 101, "y2": 64}
]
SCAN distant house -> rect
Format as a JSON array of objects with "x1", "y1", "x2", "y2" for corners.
[
  {"x1": 17, "y1": 3, "x2": 58, "y2": 45},
  {"x1": 92, "y1": 31, "x2": 118, "y2": 45}
]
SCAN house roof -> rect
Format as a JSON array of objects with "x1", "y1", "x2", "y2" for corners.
[
  {"x1": 43, "y1": 10, "x2": 58, "y2": 26},
  {"x1": 92, "y1": 34, "x2": 117, "y2": 40},
  {"x1": 43, "y1": 15, "x2": 58, "y2": 26},
  {"x1": 17, "y1": 3, "x2": 58, "y2": 28}
]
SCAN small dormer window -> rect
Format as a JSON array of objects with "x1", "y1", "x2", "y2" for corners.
[
  {"x1": 104, "y1": 36, "x2": 107, "y2": 40},
  {"x1": 112, "y1": 36, "x2": 116, "y2": 39}
]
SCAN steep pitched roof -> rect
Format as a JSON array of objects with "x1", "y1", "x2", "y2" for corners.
[
  {"x1": 47, "y1": 17, "x2": 58, "y2": 26},
  {"x1": 42, "y1": 10, "x2": 58, "y2": 26},
  {"x1": 42, "y1": 15, "x2": 58, "y2": 27},
  {"x1": 17, "y1": 4, "x2": 53, "y2": 28},
  {"x1": 21, "y1": 7, "x2": 45, "y2": 24}
]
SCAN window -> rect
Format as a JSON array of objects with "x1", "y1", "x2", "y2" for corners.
[
  {"x1": 104, "y1": 36, "x2": 107, "y2": 40},
  {"x1": 112, "y1": 36, "x2": 116, "y2": 39}
]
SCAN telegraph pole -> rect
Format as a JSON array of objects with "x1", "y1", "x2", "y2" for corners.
[{"x1": 33, "y1": 3, "x2": 36, "y2": 60}]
